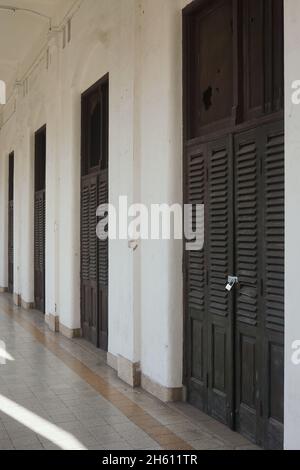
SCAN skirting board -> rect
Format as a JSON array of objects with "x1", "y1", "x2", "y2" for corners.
[
  {"x1": 45, "y1": 313, "x2": 59, "y2": 333},
  {"x1": 13, "y1": 293, "x2": 21, "y2": 307},
  {"x1": 107, "y1": 352, "x2": 141, "y2": 387},
  {"x1": 107, "y1": 351, "x2": 118, "y2": 371},
  {"x1": 59, "y1": 322, "x2": 82, "y2": 339},
  {"x1": 141, "y1": 374, "x2": 183, "y2": 403},
  {"x1": 21, "y1": 298, "x2": 34, "y2": 311},
  {"x1": 107, "y1": 352, "x2": 182, "y2": 402}
]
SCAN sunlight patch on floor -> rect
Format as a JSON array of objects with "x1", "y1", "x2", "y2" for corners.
[
  {"x1": 0, "y1": 341, "x2": 14, "y2": 363},
  {"x1": 0, "y1": 394, "x2": 87, "y2": 450}
]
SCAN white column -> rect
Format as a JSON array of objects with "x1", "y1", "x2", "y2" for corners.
[
  {"x1": 139, "y1": 0, "x2": 183, "y2": 398},
  {"x1": 19, "y1": 128, "x2": 34, "y2": 307},
  {"x1": 57, "y1": 87, "x2": 81, "y2": 334},
  {"x1": 13, "y1": 131, "x2": 23, "y2": 304},
  {"x1": 45, "y1": 34, "x2": 61, "y2": 329},
  {"x1": 284, "y1": 0, "x2": 300, "y2": 451}
]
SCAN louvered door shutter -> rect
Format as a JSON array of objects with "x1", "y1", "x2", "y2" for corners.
[
  {"x1": 8, "y1": 200, "x2": 14, "y2": 294},
  {"x1": 206, "y1": 137, "x2": 234, "y2": 427},
  {"x1": 81, "y1": 178, "x2": 90, "y2": 336},
  {"x1": 261, "y1": 121, "x2": 284, "y2": 449},
  {"x1": 89, "y1": 178, "x2": 98, "y2": 283},
  {"x1": 184, "y1": 144, "x2": 207, "y2": 410},
  {"x1": 98, "y1": 170, "x2": 108, "y2": 350},
  {"x1": 34, "y1": 190, "x2": 46, "y2": 312},
  {"x1": 81, "y1": 182, "x2": 90, "y2": 284},
  {"x1": 234, "y1": 121, "x2": 284, "y2": 448},
  {"x1": 81, "y1": 175, "x2": 98, "y2": 346},
  {"x1": 234, "y1": 130, "x2": 261, "y2": 442},
  {"x1": 89, "y1": 176, "x2": 98, "y2": 346}
]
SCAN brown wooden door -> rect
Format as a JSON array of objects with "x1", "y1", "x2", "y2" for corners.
[
  {"x1": 34, "y1": 190, "x2": 46, "y2": 312},
  {"x1": 183, "y1": 0, "x2": 284, "y2": 449},
  {"x1": 98, "y1": 169, "x2": 109, "y2": 350},
  {"x1": 81, "y1": 77, "x2": 109, "y2": 350},
  {"x1": 81, "y1": 174, "x2": 99, "y2": 345},
  {"x1": 34, "y1": 126, "x2": 46, "y2": 313},
  {"x1": 8, "y1": 152, "x2": 14, "y2": 294},
  {"x1": 234, "y1": 121, "x2": 284, "y2": 448}
]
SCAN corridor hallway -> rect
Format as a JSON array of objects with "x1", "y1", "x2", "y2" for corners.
[{"x1": 0, "y1": 294, "x2": 257, "y2": 450}]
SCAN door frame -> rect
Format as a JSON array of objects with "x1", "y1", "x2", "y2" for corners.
[
  {"x1": 8, "y1": 151, "x2": 14, "y2": 294},
  {"x1": 80, "y1": 74, "x2": 109, "y2": 351},
  {"x1": 34, "y1": 124, "x2": 46, "y2": 313}
]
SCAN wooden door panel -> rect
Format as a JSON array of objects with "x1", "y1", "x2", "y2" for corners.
[
  {"x1": 99, "y1": 287, "x2": 108, "y2": 351},
  {"x1": 81, "y1": 175, "x2": 99, "y2": 347},
  {"x1": 8, "y1": 152, "x2": 14, "y2": 294},
  {"x1": 81, "y1": 76, "x2": 109, "y2": 351},
  {"x1": 242, "y1": 0, "x2": 264, "y2": 120},
  {"x1": 34, "y1": 126, "x2": 46, "y2": 313},
  {"x1": 184, "y1": 145, "x2": 207, "y2": 410},
  {"x1": 34, "y1": 189, "x2": 45, "y2": 313},
  {"x1": 261, "y1": 121, "x2": 284, "y2": 449},
  {"x1": 185, "y1": 146, "x2": 207, "y2": 410},
  {"x1": 235, "y1": 329, "x2": 259, "y2": 442},
  {"x1": 234, "y1": 129, "x2": 260, "y2": 442},
  {"x1": 189, "y1": 0, "x2": 234, "y2": 138},
  {"x1": 234, "y1": 121, "x2": 284, "y2": 448},
  {"x1": 98, "y1": 172, "x2": 108, "y2": 351},
  {"x1": 8, "y1": 201, "x2": 14, "y2": 294},
  {"x1": 208, "y1": 322, "x2": 228, "y2": 423},
  {"x1": 206, "y1": 137, "x2": 234, "y2": 427}
]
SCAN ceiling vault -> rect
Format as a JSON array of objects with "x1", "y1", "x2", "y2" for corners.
[
  {"x1": 0, "y1": 5, "x2": 52, "y2": 28},
  {"x1": 0, "y1": 0, "x2": 79, "y2": 115}
]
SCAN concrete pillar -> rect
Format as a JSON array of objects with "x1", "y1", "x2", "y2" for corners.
[
  {"x1": 20, "y1": 127, "x2": 34, "y2": 309},
  {"x1": 284, "y1": 0, "x2": 300, "y2": 451},
  {"x1": 106, "y1": 0, "x2": 142, "y2": 386},
  {"x1": 13, "y1": 130, "x2": 22, "y2": 306},
  {"x1": 45, "y1": 34, "x2": 61, "y2": 331},
  {"x1": 56, "y1": 87, "x2": 81, "y2": 337},
  {"x1": 138, "y1": 0, "x2": 183, "y2": 400}
]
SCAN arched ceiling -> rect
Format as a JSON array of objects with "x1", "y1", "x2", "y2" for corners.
[{"x1": 0, "y1": 1, "x2": 75, "y2": 100}]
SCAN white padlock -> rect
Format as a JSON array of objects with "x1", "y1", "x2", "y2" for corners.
[{"x1": 225, "y1": 276, "x2": 239, "y2": 292}]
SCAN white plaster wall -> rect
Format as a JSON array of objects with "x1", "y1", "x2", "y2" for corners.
[
  {"x1": 138, "y1": 0, "x2": 187, "y2": 388},
  {"x1": 284, "y1": 0, "x2": 300, "y2": 451},
  {"x1": 0, "y1": 114, "x2": 15, "y2": 289}
]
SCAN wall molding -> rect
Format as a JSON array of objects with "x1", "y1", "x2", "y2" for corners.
[
  {"x1": 45, "y1": 312, "x2": 59, "y2": 332},
  {"x1": 141, "y1": 374, "x2": 183, "y2": 403},
  {"x1": 59, "y1": 322, "x2": 81, "y2": 339},
  {"x1": 107, "y1": 352, "x2": 141, "y2": 388},
  {"x1": 21, "y1": 298, "x2": 34, "y2": 311},
  {"x1": 13, "y1": 293, "x2": 21, "y2": 307}
]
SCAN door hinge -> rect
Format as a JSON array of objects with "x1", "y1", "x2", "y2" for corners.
[
  {"x1": 206, "y1": 372, "x2": 209, "y2": 388},
  {"x1": 260, "y1": 400, "x2": 263, "y2": 417}
]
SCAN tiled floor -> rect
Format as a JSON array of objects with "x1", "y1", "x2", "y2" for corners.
[{"x1": 0, "y1": 294, "x2": 259, "y2": 450}]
